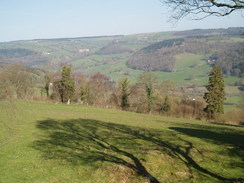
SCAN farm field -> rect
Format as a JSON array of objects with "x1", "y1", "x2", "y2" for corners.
[{"x1": 1, "y1": 101, "x2": 243, "y2": 183}]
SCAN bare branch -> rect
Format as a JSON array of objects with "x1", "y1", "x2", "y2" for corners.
[{"x1": 161, "y1": 0, "x2": 244, "y2": 20}]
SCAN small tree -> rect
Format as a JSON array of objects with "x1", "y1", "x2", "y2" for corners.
[
  {"x1": 139, "y1": 72, "x2": 158, "y2": 113},
  {"x1": 54, "y1": 65, "x2": 75, "y2": 104},
  {"x1": 161, "y1": 96, "x2": 171, "y2": 113},
  {"x1": 44, "y1": 74, "x2": 50, "y2": 97},
  {"x1": 160, "y1": 79, "x2": 175, "y2": 95},
  {"x1": 204, "y1": 64, "x2": 225, "y2": 120},
  {"x1": 88, "y1": 72, "x2": 113, "y2": 106},
  {"x1": 1, "y1": 63, "x2": 36, "y2": 99},
  {"x1": 80, "y1": 83, "x2": 90, "y2": 104},
  {"x1": 120, "y1": 78, "x2": 130, "y2": 110}
]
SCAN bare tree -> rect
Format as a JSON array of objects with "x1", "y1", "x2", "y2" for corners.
[
  {"x1": 89, "y1": 72, "x2": 113, "y2": 106},
  {"x1": 0, "y1": 63, "x2": 36, "y2": 99},
  {"x1": 161, "y1": 0, "x2": 244, "y2": 20}
]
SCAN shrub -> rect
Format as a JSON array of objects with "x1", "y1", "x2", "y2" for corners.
[{"x1": 218, "y1": 108, "x2": 244, "y2": 125}]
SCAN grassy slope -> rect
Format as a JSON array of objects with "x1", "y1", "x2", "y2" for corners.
[
  {"x1": 1, "y1": 101, "x2": 243, "y2": 183},
  {"x1": 175, "y1": 53, "x2": 206, "y2": 72}
]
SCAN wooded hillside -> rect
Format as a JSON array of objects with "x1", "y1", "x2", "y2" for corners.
[
  {"x1": 0, "y1": 28, "x2": 243, "y2": 78},
  {"x1": 127, "y1": 36, "x2": 244, "y2": 76}
]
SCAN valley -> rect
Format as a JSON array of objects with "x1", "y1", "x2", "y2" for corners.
[{"x1": 0, "y1": 28, "x2": 243, "y2": 110}]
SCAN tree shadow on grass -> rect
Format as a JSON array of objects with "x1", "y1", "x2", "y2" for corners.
[
  {"x1": 33, "y1": 118, "x2": 243, "y2": 182},
  {"x1": 33, "y1": 118, "x2": 160, "y2": 183},
  {"x1": 170, "y1": 126, "x2": 244, "y2": 172},
  {"x1": 169, "y1": 127, "x2": 244, "y2": 148}
]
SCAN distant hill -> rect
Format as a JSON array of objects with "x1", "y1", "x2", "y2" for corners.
[
  {"x1": 127, "y1": 35, "x2": 244, "y2": 77},
  {"x1": 0, "y1": 28, "x2": 243, "y2": 79},
  {"x1": 172, "y1": 27, "x2": 244, "y2": 36},
  {"x1": 0, "y1": 48, "x2": 36, "y2": 58},
  {"x1": 96, "y1": 43, "x2": 133, "y2": 55}
]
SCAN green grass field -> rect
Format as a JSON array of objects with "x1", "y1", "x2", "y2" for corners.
[
  {"x1": 175, "y1": 53, "x2": 206, "y2": 72},
  {"x1": 1, "y1": 101, "x2": 243, "y2": 183},
  {"x1": 71, "y1": 51, "x2": 240, "y2": 88}
]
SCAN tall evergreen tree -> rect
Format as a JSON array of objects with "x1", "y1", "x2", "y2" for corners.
[
  {"x1": 204, "y1": 64, "x2": 225, "y2": 120},
  {"x1": 55, "y1": 66, "x2": 75, "y2": 104},
  {"x1": 120, "y1": 78, "x2": 130, "y2": 110}
]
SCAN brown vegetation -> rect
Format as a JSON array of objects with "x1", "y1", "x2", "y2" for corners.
[
  {"x1": 218, "y1": 108, "x2": 244, "y2": 125},
  {"x1": 0, "y1": 63, "x2": 243, "y2": 125}
]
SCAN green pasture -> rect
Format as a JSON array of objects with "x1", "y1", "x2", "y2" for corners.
[
  {"x1": 175, "y1": 53, "x2": 206, "y2": 71},
  {"x1": 224, "y1": 96, "x2": 244, "y2": 110},
  {"x1": 71, "y1": 52, "x2": 240, "y2": 89},
  {"x1": 1, "y1": 101, "x2": 243, "y2": 183}
]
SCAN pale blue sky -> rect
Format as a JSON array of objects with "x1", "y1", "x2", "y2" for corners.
[{"x1": 0, "y1": 0, "x2": 243, "y2": 42}]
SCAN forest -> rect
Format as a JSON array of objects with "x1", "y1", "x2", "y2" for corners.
[
  {"x1": 127, "y1": 37, "x2": 244, "y2": 77},
  {"x1": 0, "y1": 48, "x2": 35, "y2": 58}
]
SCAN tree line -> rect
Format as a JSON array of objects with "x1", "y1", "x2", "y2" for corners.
[
  {"x1": 45, "y1": 64, "x2": 224, "y2": 121},
  {"x1": 0, "y1": 63, "x2": 226, "y2": 121},
  {"x1": 0, "y1": 48, "x2": 35, "y2": 58}
]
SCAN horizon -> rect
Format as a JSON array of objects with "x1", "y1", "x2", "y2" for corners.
[
  {"x1": 1, "y1": 0, "x2": 244, "y2": 42},
  {"x1": 1, "y1": 26, "x2": 243, "y2": 43}
]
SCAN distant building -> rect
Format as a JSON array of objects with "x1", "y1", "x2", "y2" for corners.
[
  {"x1": 207, "y1": 59, "x2": 216, "y2": 64},
  {"x1": 78, "y1": 49, "x2": 90, "y2": 53},
  {"x1": 43, "y1": 52, "x2": 50, "y2": 55}
]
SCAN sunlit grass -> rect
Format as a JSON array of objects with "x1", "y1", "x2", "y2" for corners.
[{"x1": 1, "y1": 101, "x2": 243, "y2": 182}]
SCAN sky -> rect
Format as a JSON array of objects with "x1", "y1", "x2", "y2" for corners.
[{"x1": 0, "y1": 0, "x2": 243, "y2": 42}]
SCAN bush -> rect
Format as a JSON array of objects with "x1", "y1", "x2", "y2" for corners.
[{"x1": 218, "y1": 108, "x2": 244, "y2": 125}]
